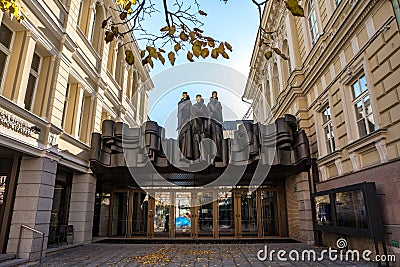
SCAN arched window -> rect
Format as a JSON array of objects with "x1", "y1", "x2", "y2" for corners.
[
  {"x1": 308, "y1": 0, "x2": 320, "y2": 44},
  {"x1": 78, "y1": 0, "x2": 92, "y2": 35},
  {"x1": 107, "y1": 39, "x2": 116, "y2": 74},
  {"x1": 126, "y1": 68, "x2": 133, "y2": 100},
  {"x1": 90, "y1": 2, "x2": 105, "y2": 53},
  {"x1": 280, "y1": 40, "x2": 291, "y2": 87},
  {"x1": 272, "y1": 62, "x2": 280, "y2": 106},
  {"x1": 115, "y1": 44, "x2": 125, "y2": 88}
]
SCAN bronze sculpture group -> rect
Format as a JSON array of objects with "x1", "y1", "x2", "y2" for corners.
[{"x1": 177, "y1": 91, "x2": 223, "y2": 162}]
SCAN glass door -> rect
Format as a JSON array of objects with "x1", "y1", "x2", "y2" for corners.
[
  {"x1": 240, "y1": 191, "x2": 258, "y2": 237},
  {"x1": 175, "y1": 192, "x2": 192, "y2": 237},
  {"x1": 261, "y1": 190, "x2": 279, "y2": 236},
  {"x1": 218, "y1": 191, "x2": 234, "y2": 236},
  {"x1": 131, "y1": 191, "x2": 148, "y2": 237},
  {"x1": 111, "y1": 191, "x2": 129, "y2": 237},
  {"x1": 153, "y1": 192, "x2": 171, "y2": 237},
  {"x1": 197, "y1": 192, "x2": 214, "y2": 237}
]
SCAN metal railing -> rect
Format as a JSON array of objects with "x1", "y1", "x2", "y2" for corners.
[{"x1": 17, "y1": 224, "x2": 45, "y2": 266}]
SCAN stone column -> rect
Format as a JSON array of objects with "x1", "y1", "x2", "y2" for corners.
[
  {"x1": 67, "y1": 173, "x2": 96, "y2": 244},
  {"x1": 7, "y1": 157, "x2": 57, "y2": 260},
  {"x1": 296, "y1": 172, "x2": 315, "y2": 244}
]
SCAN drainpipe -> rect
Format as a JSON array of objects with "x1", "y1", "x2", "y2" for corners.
[{"x1": 392, "y1": 0, "x2": 400, "y2": 29}]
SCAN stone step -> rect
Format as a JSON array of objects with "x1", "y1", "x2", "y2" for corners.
[
  {"x1": 0, "y1": 258, "x2": 28, "y2": 267},
  {"x1": 0, "y1": 255, "x2": 14, "y2": 263}
]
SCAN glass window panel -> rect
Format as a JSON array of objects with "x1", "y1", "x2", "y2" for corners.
[
  {"x1": 335, "y1": 190, "x2": 368, "y2": 229},
  {"x1": 131, "y1": 192, "x2": 148, "y2": 236},
  {"x1": 241, "y1": 191, "x2": 258, "y2": 236},
  {"x1": 367, "y1": 114, "x2": 375, "y2": 133},
  {"x1": 364, "y1": 95, "x2": 373, "y2": 115},
  {"x1": 360, "y1": 75, "x2": 368, "y2": 93},
  {"x1": 0, "y1": 50, "x2": 7, "y2": 82},
  {"x1": 24, "y1": 74, "x2": 37, "y2": 110},
  {"x1": 31, "y1": 53, "x2": 41, "y2": 73},
  {"x1": 175, "y1": 192, "x2": 191, "y2": 237},
  {"x1": 0, "y1": 24, "x2": 12, "y2": 49},
  {"x1": 357, "y1": 119, "x2": 367, "y2": 137},
  {"x1": 0, "y1": 175, "x2": 7, "y2": 207},
  {"x1": 354, "y1": 101, "x2": 363, "y2": 120},
  {"x1": 315, "y1": 195, "x2": 333, "y2": 225},
  {"x1": 324, "y1": 125, "x2": 330, "y2": 140},
  {"x1": 352, "y1": 80, "x2": 361, "y2": 98},
  {"x1": 198, "y1": 192, "x2": 214, "y2": 237},
  {"x1": 322, "y1": 106, "x2": 331, "y2": 124},
  {"x1": 154, "y1": 192, "x2": 171, "y2": 236},
  {"x1": 218, "y1": 191, "x2": 234, "y2": 236}
]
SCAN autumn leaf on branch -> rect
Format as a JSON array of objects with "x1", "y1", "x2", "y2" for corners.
[
  {"x1": 104, "y1": 0, "x2": 304, "y2": 67},
  {"x1": 0, "y1": 0, "x2": 25, "y2": 22},
  {"x1": 105, "y1": 0, "x2": 233, "y2": 67}
]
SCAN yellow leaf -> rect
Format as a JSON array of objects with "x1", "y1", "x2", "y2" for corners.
[
  {"x1": 180, "y1": 32, "x2": 189, "y2": 41},
  {"x1": 124, "y1": 2, "x2": 131, "y2": 11},
  {"x1": 208, "y1": 40, "x2": 215, "y2": 48},
  {"x1": 193, "y1": 45, "x2": 201, "y2": 58},
  {"x1": 158, "y1": 52, "x2": 165, "y2": 65},
  {"x1": 217, "y1": 42, "x2": 225, "y2": 54},
  {"x1": 225, "y1": 42, "x2": 233, "y2": 52},
  {"x1": 285, "y1": 0, "x2": 304, "y2": 17},
  {"x1": 146, "y1": 46, "x2": 158, "y2": 59},
  {"x1": 140, "y1": 50, "x2": 146, "y2": 58},
  {"x1": 174, "y1": 43, "x2": 181, "y2": 52},
  {"x1": 187, "y1": 51, "x2": 194, "y2": 62},
  {"x1": 160, "y1": 26, "x2": 169, "y2": 32},
  {"x1": 125, "y1": 50, "x2": 135, "y2": 65},
  {"x1": 168, "y1": 25, "x2": 176, "y2": 35},
  {"x1": 265, "y1": 51, "x2": 273, "y2": 60},
  {"x1": 211, "y1": 49, "x2": 219, "y2": 59},
  {"x1": 198, "y1": 10, "x2": 207, "y2": 16},
  {"x1": 221, "y1": 51, "x2": 229, "y2": 59},
  {"x1": 104, "y1": 31, "x2": 114, "y2": 43},
  {"x1": 120, "y1": 12, "x2": 127, "y2": 20},
  {"x1": 201, "y1": 48, "x2": 209, "y2": 59},
  {"x1": 168, "y1": 51, "x2": 175, "y2": 66}
]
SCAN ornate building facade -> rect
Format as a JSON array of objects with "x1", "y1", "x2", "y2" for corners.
[
  {"x1": 244, "y1": 0, "x2": 400, "y2": 259},
  {"x1": 0, "y1": 0, "x2": 152, "y2": 260}
]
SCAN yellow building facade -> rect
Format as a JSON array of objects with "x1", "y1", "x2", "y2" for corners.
[
  {"x1": 0, "y1": 0, "x2": 152, "y2": 260},
  {"x1": 244, "y1": 0, "x2": 400, "y2": 259}
]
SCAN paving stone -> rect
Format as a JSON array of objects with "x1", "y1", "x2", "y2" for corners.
[{"x1": 30, "y1": 243, "x2": 379, "y2": 267}]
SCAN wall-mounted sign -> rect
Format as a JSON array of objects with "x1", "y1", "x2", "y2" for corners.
[{"x1": 0, "y1": 108, "x2": 41, "y2": 137}]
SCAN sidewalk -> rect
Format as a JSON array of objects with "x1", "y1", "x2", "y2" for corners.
[{"x1": 33, "y1": 242, "x2": 377, "y2": 266}]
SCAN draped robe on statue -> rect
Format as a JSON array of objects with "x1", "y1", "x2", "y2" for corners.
[
  {"x1": 177, "y1": 97, "x2": 193, "y2": 160},
  {"x1": 191, "y1": 98, "x2": 210, "y2": 160},
  {"x1": 207, "y1": 97, "x2": 223, "y2": 161}
]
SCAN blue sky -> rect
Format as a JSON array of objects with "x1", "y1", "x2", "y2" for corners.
[{"x1": 135, "y1": 1, "x2": 259, "y2": 136}]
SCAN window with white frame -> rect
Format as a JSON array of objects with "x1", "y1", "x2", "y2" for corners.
[
  {"x1": 24, "y1": 53, "x2": 41, "y2": 111},
  {"x1": 0, "y1": 23, "x2": 13, "y2": 89},
  {"x1": 322, "y1": 105, "x2": 336, "y2": 154},
  {"x1": 61, "y1": 83, "x2": 70, "y2": 129},
  {"x1": 351, "y1": 74, "x2": 375, "y2": 138},
  {"x1": 308, "y1": 0, "x2": 319, "y2": 44}
]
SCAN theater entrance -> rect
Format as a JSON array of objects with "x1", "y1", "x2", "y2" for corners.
[{"x1": 105, "y1": 186, "x2": 284, "y2": 239}]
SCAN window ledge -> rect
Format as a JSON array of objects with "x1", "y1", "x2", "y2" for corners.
[
  {"x1": 317, "y1": 150, "x2": 342, "y2": 166},
  {"x1": 344, "y1": 129, "x2": 387, "y2": 154},
  {"x1": 60, "y1": 132, "x2": 90, "y2": 151},
  {"x1": 76, "y1": 28, "x2": 101, "y2": 62}
]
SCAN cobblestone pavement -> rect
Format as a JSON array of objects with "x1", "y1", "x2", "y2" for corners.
[{"x1": 36, "y1": 243, "x2": 377, "y2": 267}]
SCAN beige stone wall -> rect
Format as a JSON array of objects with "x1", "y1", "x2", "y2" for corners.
[
  {"x1": 244, "y1": 0, "x2": 400, "y2": 249},
  {"x1": 0, "y1": 0, "x2": 152, "y2": 168}
]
